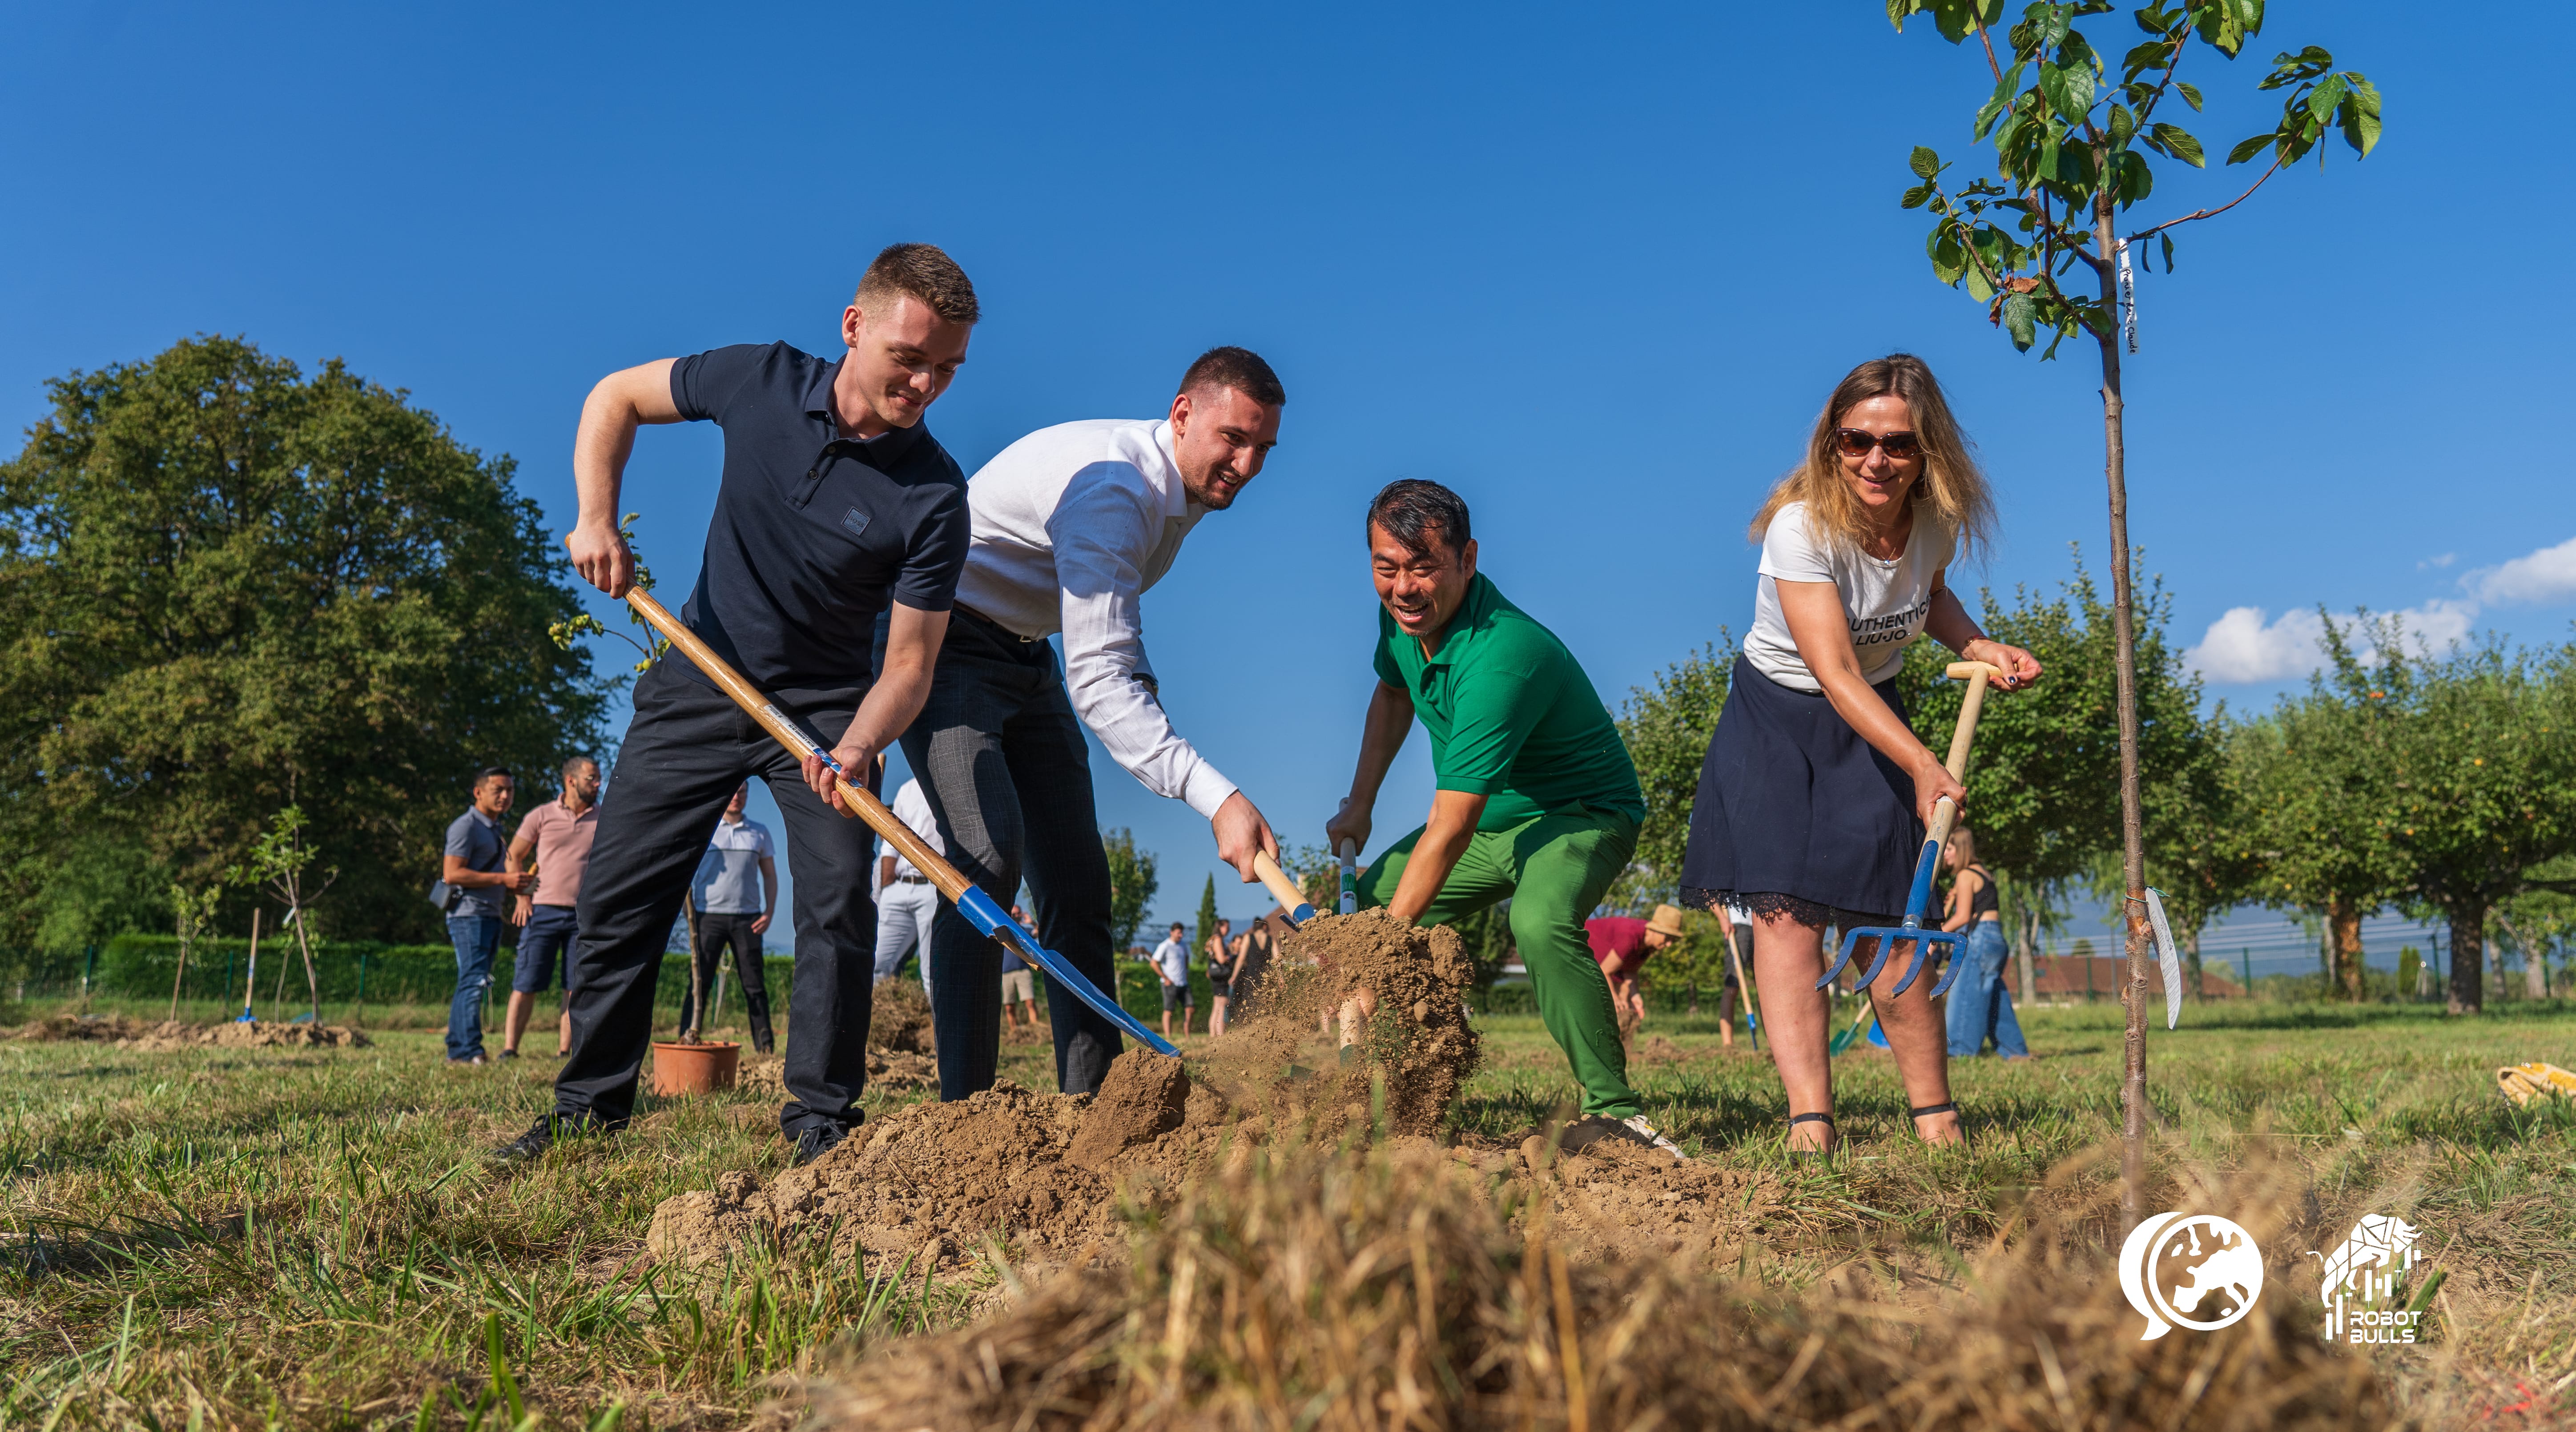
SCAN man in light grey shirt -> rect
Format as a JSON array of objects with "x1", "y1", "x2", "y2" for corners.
[
  {"x1": 894, "y1": 347, "x2": 1289, "y2": 1101},
  {"x1": 440, "y1": 767, "x2": 531, "y2": 1065},
  {"x1": 687, "y1": 783, "x2": 779, "y2": 1052}
]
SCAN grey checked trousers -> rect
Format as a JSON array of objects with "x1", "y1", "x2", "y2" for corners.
[{"x1": 891, "y1": 608, "x2": 1123, "y2": 1100}]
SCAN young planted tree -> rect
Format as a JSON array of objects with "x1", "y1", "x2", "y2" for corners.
[
  {"x1": 167, "y1": 878, "x2": 224, "y2": 1021},
  {"x1": 246, "y1": 806, "x2": 335, "y2": 1024},
  {"x1": 1887, "y1": 0, "x2": 2383, "y2": 1221},
  {"x1": 1102, "y1": 828, "x2": 1160, "y2": 953}
]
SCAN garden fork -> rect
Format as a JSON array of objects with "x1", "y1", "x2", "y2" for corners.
[{"x1": 1818, "y1": 661, "x2": 2005, "y2": 1000}]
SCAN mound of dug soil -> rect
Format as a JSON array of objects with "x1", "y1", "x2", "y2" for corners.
[
  {"x1": 8, "y1": 1015, "x2": 369, "y2": 1050},
  {"x1": 1194, "y1": 908, "x2": 1481, "y2": 1139},
  {"x1": 807, "y1": 1139, "x2": 2390, "y2": 1432},
  {"x1": 869, "y1": 980, "x2": 936, "y2": 1055},
  {"x1": 653, "y1": 910, "x2": 1511, "y2": 1279},
  {"x1": 651, "y1": 1055, "x2": 1186, "y2": 1275}
]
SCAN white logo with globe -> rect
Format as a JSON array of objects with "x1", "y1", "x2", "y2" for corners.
[{"x1": 2118, "y1": 1211, "x2": 2266, "y2": 1339}]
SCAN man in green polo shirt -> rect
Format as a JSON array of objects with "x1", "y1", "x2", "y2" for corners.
[{"x1": 1325, "y1": 479, "x2": 1681, "y2": 1159}]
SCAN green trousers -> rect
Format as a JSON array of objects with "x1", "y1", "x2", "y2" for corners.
[{"x1": 1356, "y1": 805, "x2": 1641, "y2": 1120}]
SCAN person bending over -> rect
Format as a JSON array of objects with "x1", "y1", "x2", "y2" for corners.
[
  {"x1": 894, "y1": 349, "x2": 1292, "y2": 1099},
  {"x1": 1675, "y1": 354, "x2": 2041, "y2": 1157},
  {"x1": 1326, "y1": 480, "x2": 1682, "y2": 1161}
]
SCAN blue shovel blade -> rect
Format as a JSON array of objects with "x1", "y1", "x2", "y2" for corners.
[{"x1": 955, "y1": 887, "x2": 1179, "y2": 1058}]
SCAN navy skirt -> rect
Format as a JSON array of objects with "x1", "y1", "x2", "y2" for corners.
[{"x1": 1678, "y1": 656, "x2": 1921, "y2": 925}]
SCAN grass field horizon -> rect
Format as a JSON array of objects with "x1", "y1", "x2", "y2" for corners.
[{"x1": 7, "y1": 993, "x2": 2573, "y2": 1427}]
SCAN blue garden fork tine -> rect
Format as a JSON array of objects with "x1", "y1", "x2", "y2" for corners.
[
  {"x1": 1818, "y1": 661, "x2": 2006, "y2": 1000},
  {"x1": 624, "y1": 588, "x2": 1185, "y2": 1057}
]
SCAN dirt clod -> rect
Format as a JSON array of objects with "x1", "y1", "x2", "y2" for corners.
[
  {"x1": 1065, "y1": 1048, "x2": 1189, "y2": 1171},
  {"x1": 869, "y1": 980, "x2": 936, "y2": 1054}
]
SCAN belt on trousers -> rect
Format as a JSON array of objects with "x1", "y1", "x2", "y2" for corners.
[
  {"x1": 890, "y1": 873, "x2": 931, "y2": 885},
  {"x1": 952, "y1": 601, "x2": 1038, "y2": 643}
]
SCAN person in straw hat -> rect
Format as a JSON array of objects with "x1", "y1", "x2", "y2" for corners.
[{"x1": 1584, "y1": 904, "x2": 1704, "y2": 1042}]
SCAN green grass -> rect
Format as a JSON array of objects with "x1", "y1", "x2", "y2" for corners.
[{"x1": 7, "y1": 994, "x2": 2575, "y2": 1427}]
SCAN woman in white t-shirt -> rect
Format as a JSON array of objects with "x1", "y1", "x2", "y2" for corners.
[{"x1": 1678, "y1": 354, "x2": 2041, "y2": 1157}]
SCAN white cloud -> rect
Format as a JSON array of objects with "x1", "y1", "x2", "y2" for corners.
[
  {"x1": 2185, "y1": 599, "x2": 2479, "y2": 684},
  {"x1": 2464, "y1": 534, "x2": 2576, "y2": 605},
  {"x1": 2419, "y1": 552, "x2": 2456, "y2": 570},
  {"x1": 2187, "y1": 606, "x2": 2325, "y2": 683}
]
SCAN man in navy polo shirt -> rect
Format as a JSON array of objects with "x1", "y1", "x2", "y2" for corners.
[{"x1": 491, "y1": 243, "x2": 978, "y2": 1168}]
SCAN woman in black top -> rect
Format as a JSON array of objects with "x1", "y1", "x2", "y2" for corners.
[{"x1": 1940, "y1": 826, "x2": 2029, "y2": 1059}]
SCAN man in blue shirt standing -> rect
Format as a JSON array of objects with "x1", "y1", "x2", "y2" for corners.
[
  {"x1": 441, "y1": 767, "x2": 531, "y2": 1066},
  {"x1": 492, "y1": 244, "x2": 979, "y2": 1167}
]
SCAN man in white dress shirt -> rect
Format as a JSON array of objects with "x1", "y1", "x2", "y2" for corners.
[
  {"x1": 894, "y1": 347, "x2": 1288, "y2": 1100},
  {"x1": 872, "y1": 777, "x2": 946, "y2": 994}
]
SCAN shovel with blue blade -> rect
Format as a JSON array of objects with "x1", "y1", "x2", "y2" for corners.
[
  {"x1": 1817, "y1": 661, "x2": 2006, "y2": 1002},
  {"x1": 625, "y1": 589, "x2": 1184, "y2": 1058}
]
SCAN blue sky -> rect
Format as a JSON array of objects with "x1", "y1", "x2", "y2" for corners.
[{"x1": 5, "y1": 3, "x2": 2568, "y2": 960}]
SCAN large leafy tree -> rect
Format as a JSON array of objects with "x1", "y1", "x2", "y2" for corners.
[
  {"x1": 2226, "y1": 652, "x2": 2410, "y2": 1002},
  {"x1": 1101, "y1": 827, "x2": 1159, "y2": 951},
  {"x1": 1895, "y1": 555, "x2": 2221, "y2": 995},
  {"x1": 1888, "y1": 0, "x2": 2383, "y2": 1223},
  {"x1": 2347, "y1": 625, "x2": 2576, "y2": 1014},
  {"x1": 0, "y1": 336, "x2": 608, "y2": 942}
]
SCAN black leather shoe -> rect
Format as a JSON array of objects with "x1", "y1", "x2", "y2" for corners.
[
  {"x1": 790, "y1": 1124, "x2": 849, "y2": 1167},
  {"x1": 487, "y1": 1113, "x2": 605, "y2": 1166}
]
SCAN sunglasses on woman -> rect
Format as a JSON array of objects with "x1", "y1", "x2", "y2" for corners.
[{"x1": 1832, "y1": 427, "x2": 1922, "y2": 460}]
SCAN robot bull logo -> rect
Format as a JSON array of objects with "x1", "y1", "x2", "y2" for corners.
[
  {"x1": 2308, "y1": 1214, "x2": 2424, "y2": 1344},
  {"x1": 2117, "y1": 1212, "x2": 2266, "y2": 1340}
]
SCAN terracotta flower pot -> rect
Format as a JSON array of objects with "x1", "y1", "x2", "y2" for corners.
[{"x1": 648, "y1": 1039, "x2": 740, "y2": 1096}]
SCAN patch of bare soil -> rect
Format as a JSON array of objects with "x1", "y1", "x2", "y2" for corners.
[
  {"x1": 649, "y1": 915, "x2": 1775, "y2": 1283},
  {"x1": 8, "y1": 1015, "x2": 368, "y2": 1050},
  {"x1": 868, "y1": 980, "x2": 935, "y2": 1055},
  {"x1": 737, "y1": 1046, "x2": 939, "y2": 1098}
]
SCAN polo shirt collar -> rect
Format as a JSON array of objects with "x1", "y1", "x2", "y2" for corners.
[
  {"x1": 803, "y1": 358, "x2": 923, "y2": 462},
  {"x1": 468, "y1": 807, "x2": 499, "y2": 830},
  {"x1": 1421, "y1": 573, "x2": 1498, "y2": 667}
]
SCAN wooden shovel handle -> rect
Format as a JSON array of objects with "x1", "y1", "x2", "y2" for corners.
[
  {"x1": 1251, "y1": 849, "x2": 1312, "y2": 916},
  {"x1": 624, "y1": 589, "x2": 973, "y2": 907}
]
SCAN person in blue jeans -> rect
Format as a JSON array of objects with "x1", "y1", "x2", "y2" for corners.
[
  {"x1": 442, "y1": 767, "x2": 531, "y2": 1066},
  {"x1": 1940, "y1": 827, "x2": 2029, "y2": 1060}
]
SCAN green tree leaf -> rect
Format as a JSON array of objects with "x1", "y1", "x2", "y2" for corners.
[
  {"x1": 2226, "y1": 131, "x2": 2275, "y2": 165},
  {"x1": 2339, "y1": 73, "x2": 2382, "y2": 157},
  {"x1": 2002, "y1": 291, "x2": 2039, "y2": 349},
  {"x1": 0, "y1": 337, "x2": 611, "y2": 943},
  {"x1": 2148, "y1": 121, "x2": 2205, "y2": 166},
  {"x1": 2175, "y1": 79, "x2": 2203, "y2": 111},
  {"x1": 1910, "y1": 145, "x2": 1942, "y2": 179}
]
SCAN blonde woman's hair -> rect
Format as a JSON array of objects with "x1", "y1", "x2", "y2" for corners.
[
  {"x1": 1751, "y1": 354, "x2": 1993, "y2": 562},
  {"x1": 1948, "y1": 825, "x2": 1980, "y2": 862}
]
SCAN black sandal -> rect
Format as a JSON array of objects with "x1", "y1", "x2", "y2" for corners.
[
  {"x1": 1787, "y1": 1110, "x2": 1836, "y2": 1161},
  {"x1": 1908, "y1": 1102, "x2": 1964, "y2": 1141}
]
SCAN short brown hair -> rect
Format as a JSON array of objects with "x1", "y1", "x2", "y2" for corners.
[
  {"x1": 1751, "y1": 354, "x2": 1993, "y2": 562},
  {"x1": 854, "y1": 243, "x2": 980, "y2": 325},
  {"x1": 1179, "y1": 346, "x2": 1284, "y2": 407}
]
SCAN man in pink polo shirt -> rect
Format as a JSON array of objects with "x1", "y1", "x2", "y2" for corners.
[
  {"x1": 504, "y1": 756, "x2": 601, "y2": 1058},
  {"x1": 1584, "y1": 903, "x2": 1689, "y2": 1038}
]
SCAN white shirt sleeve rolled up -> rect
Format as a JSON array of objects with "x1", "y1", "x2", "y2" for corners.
[{"x1": 1044, "y1": 464, "x2": 1239, "y2": 819}]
